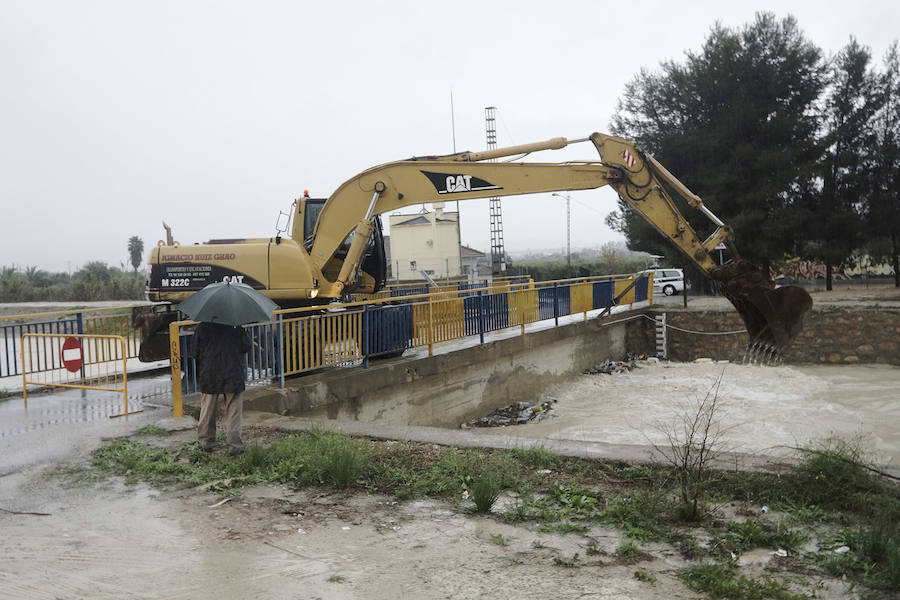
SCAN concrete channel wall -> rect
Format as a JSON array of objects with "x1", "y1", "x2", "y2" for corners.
[{"x1": 242, "y1": 310, "x2": 644, "y2": 427}]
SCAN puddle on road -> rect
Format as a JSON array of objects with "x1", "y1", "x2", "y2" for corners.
[{"x1": 0, "y1": 385, "x2": 172, "y2": 439}]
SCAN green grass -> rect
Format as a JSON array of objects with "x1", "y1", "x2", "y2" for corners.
[
  {"x1": 538, "y1": 522, "x2": 589, "y2": 535},
  {"x1": 679, "y1": 563, "x2": 805, "y2": 599},
  {"x1": 85, "y1": 430, "x2": 900, "y2": 594},
  {"x1": 633, "y1": 569, "x2": 657, "y2": 583},
  {"x1": 710, "y1": 520, "x2": 807, "y2": 560},
  {"x1": 598, "y1": 488, "x2": 672, "y2": 541},
  {"x1": 616, "y1": 540, "x2": 652, "y2": 564},
  {"x1": 552, "y1": 554, "x2": 580, "y2": 568},
  {"x1": 471, "y1": 471, "x2": 503, "y2": 513},
  {"x1": 505, "y1": 446, "x2": 559, "y2": 469},
  {"x1": 816, "y1": 519, "x2": 900, "y2": 592},
  {"x1": 0, "y1": 389, "x2": 12, "y2": 400}
]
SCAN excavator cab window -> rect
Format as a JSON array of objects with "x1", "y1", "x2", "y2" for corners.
[
  {"x1": 361, "y1": 216, "x2": 387, "y2": 290},
  {"x1": 303, "y1": 198, "x2": 326, "y2": 244},
  {"x1": 305, "y1": 196, "x2": 386, "y2": 291}
]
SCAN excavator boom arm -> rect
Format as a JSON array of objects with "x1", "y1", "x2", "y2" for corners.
[
  {"x1": 311, "y1": 133, "x2": 732, "y2": 295},
  {"x1": 309, "y1": 131, "x2": 810, "y2": 355}
]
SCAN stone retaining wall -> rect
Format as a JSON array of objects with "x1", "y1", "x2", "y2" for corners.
[{"x1": 643, "y1": 307, "x2": 900, "y2": 365}]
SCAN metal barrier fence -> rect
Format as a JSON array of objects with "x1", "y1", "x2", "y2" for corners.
[
  {"x1": 0, "y1": 307, "x2": 143, "y2": 378},
  {"x1": 20, "y1": 333, "x2": 141, "y2": 417},
  {"x1": 167, "y1": 272, "x2": 652, "y2": 415}
]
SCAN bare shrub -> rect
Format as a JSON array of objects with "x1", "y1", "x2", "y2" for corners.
[{"x1": 651, "y1": 371, "x2": 731, "y2": 521}]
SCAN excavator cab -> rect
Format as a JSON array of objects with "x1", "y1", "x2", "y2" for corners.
[{"x1": 303, "y1": 197, "x2": 388, "y2": 293}]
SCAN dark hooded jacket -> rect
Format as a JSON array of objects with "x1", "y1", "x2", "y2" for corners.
[{"x1": 190, "y1": 322, "x2": 251, "y2": 394}]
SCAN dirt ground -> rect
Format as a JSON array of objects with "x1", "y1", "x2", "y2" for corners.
[{"x1": 0, "y1": 423, "x2": 866, "y2": 600}]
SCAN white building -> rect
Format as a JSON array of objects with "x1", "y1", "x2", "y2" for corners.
[
  {"x1": 388, "y1": 204, "x2": 462, "y2": 281},
  {"x1": 461, "y1": 245, "x2": 490, "y2": 277}
]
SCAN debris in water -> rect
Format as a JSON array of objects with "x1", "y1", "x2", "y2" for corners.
[
  {"x1": 583, "y1": 353, "x2": 650, "y2": 375},
  {"x1": 461, "y1": 400, "x2": 557, "y2": 428}
]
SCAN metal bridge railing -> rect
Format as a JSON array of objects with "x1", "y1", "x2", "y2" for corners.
[
  {"x1": 166, "y1": 271, "x2": 652, "y2": 415},
  {"x1": 0, "y1": 307, "x2": 144, "y2": 379}
]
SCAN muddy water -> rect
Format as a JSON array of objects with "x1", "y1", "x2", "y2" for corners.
[
  {"x1": 487, "y1": 362, "x2": 900, "y2": 468},
  {"x1": 0, "y1": 471, "x2": 706, "y2": 600}
]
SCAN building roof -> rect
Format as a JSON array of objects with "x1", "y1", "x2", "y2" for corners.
[
  {"x1": 460, "y1": 245, "x2": 485, "y2": 258},
  {"x1": 393, "y1": 215, "x2": 457, "y2": 226}
]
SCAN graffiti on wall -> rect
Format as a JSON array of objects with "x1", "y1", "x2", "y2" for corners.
[{"x1": 773, "y1": 260, "x2": 848, "y2": 281}]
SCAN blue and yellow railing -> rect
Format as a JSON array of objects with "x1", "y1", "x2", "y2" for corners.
[
  {"x1": 168, "y1": 271, "x2": 653, "y2": 415},
  {"x1": 0, "y1": 307, "x2": 143, "y2": 379}
]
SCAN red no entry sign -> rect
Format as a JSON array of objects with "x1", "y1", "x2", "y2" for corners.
[{"x1": 61, "y1": 337, "x2": 83, "y2": 373}]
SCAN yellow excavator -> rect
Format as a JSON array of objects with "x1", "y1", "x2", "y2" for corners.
[{"x1": 137, "y1": 132, "x2": 812, "y2": 360}]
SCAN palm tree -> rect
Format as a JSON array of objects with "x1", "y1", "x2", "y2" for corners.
[{"x1": 128, "y1": 236, "x2": 144, "y2": 273}]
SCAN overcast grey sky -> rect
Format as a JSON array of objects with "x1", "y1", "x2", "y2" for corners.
[{"x1": 1, "y1": 0, "x2": 898, "y2": 273}]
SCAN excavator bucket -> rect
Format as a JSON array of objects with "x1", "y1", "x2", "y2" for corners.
[{"x1": 710, "y1": 260, "x2": 813, "y2": 357}]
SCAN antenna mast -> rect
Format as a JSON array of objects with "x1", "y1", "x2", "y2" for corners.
[{"x1": 485, "y1": 106, "x2": 506, "y2": 275}]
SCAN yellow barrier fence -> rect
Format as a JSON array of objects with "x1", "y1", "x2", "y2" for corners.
[{"x1": 20, "y1": 333, "x2": 140, "y2": 418}]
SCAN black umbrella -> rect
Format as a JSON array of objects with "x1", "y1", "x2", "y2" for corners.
[{"x1": 176, "y1": 281, "x2": 278, "y2": 326}]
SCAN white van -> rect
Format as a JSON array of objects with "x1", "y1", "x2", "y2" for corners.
[{"x1": 645, "y1": 269, "x2": 684, "y2": 296}]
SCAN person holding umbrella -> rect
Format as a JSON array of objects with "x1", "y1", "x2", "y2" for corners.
[{"x1": 178, "y1": 278, "x2": 278, "y2": 456}]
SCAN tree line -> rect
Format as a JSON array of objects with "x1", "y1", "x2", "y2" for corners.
[
  {"x1": 606, "y1": 12, "x2": 900, "y2": 290},
  {"x1": 507, "y1": 242, "x2": 652, "y2": 281},
  {"x1": 1, "y1": 237, "x2": 146, "y2": 302},
  {"x1": 0, "y1": 263, "x2": 145, "y2": 303}
]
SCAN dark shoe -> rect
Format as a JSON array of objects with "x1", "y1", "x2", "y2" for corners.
[{"x1": 228, "y1": 446, "x2": 245, "y2": 456}]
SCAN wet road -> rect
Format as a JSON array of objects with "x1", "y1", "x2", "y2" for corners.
[{"x1": 0, "y1": 375, "x2": 173, "y2": 477}]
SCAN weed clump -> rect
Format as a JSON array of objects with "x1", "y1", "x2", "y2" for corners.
[
  {"x1": 616, "y1": 540, "x2": 652, "y2": 564},
  {"x1": 711, "y1": 520, "x2": 807, "y2": 560},
  {"x1": 679, "y1": 563, "x2": 804, "y2": 600},
  {"x1": 471, "y1": 471, "x2": 503, "y2": 513},
  {"x1": 599, "y1": 488, "x2": 671, "y2": 541},
  {"x1": 633, "y1": 569, "x2": 656, "y2": 584}
]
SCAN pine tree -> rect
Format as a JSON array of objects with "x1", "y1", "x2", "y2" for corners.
[{"x1": 608, "y1": 13, "x2": 824, "y2": 279}]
